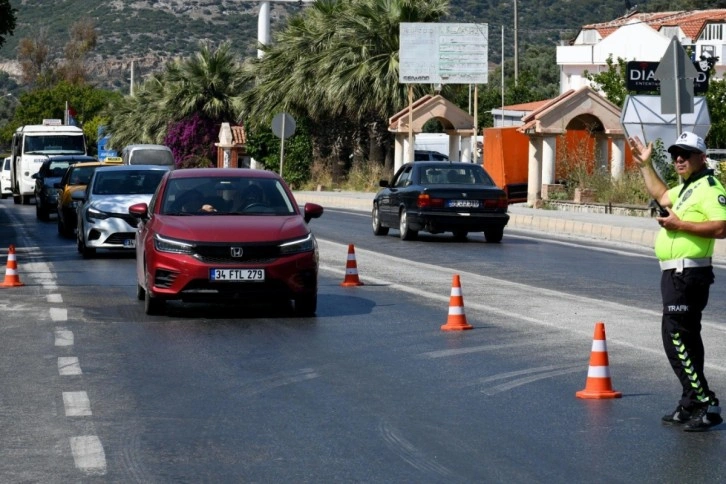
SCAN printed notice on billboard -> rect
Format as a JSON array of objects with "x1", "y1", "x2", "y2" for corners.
[{"x1": 399, "y1": 23, "x2": 488, "y2": 85}]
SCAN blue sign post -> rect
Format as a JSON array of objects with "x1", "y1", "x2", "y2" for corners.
[{"x1": 97, "y1": 126, "x2": 117, "y2": 160}]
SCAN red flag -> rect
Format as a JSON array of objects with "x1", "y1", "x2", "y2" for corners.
[{"x1": 67, "y1": 106, "x2": 78, "y2": 126}]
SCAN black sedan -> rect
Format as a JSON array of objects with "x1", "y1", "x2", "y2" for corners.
[
  {"x1": 32, "y1": 155, "x2": 96, "y2": 220},
  {"x1": 372, "y1": 161, "x2": 510, "y2": 242}
]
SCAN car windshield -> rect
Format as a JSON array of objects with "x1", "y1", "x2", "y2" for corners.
[
  {"x1": 24, "y1": 135, "x2": 85, "y2": 155},
  {"x1": 161, "y1": 177, "x2": 296, "y2": 216},
  {"x1": 92, "y1": 170, "x2": 166, "y2": 195}
]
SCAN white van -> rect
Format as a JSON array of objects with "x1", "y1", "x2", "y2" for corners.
[{"x1": 121, "y1": 144, "x2": 175, "y2": 168}]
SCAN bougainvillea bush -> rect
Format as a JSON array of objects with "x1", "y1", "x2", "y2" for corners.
[{"x1": 164, "y1": 113, "x2": 218, "y2": 168}]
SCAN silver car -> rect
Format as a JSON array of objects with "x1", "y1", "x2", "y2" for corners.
[{"x1": 74, "y1": 165, "x2": 169, "y2": 257}]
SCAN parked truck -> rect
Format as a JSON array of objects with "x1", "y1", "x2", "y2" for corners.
[{"x1": 10, "y1": 119, "x2": 87, "y2": 205}]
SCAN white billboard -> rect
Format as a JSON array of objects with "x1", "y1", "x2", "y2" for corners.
[{"x1": 399, "y1": 23, "x2": 488, "y2": 85}]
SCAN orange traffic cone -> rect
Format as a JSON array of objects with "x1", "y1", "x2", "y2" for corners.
[
  {"x1": 341, "y1": 244, "x2": 364, "y2": 286},
  {"x1": 576, "y1": 322, "x2": 621, "y2": 399},
  {"x1": 1, "y1": 245, "x2": 25, "y2": 288},
  {"x1": 441, "y1": 274, "x2": 473, "y2": 331}
]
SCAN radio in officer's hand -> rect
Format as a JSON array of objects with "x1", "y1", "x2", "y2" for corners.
[{"x1": 653, "y1": 199, "x2": 669, "y2": 217}]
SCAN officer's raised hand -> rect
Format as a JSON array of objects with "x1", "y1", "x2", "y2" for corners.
[{"x1": 628, "y1": 136, "x2": 653, "y2": 167}]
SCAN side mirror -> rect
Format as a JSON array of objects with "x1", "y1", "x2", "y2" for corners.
[
  {"x1": 71, "y1": 190, "x2": 86, "y2": 202},
  {"x1": 31, "y1": 173, "x2": 39, "y2": 179},
  {"x1": 129, "y1": 202, "x2": 150, "y2": 221},
  {"x1": 379, "y1": 179, "x2": 389, "y2": 188},
  {"x1": 303, "y1": 202, "x2": 324, "y2": 223}
]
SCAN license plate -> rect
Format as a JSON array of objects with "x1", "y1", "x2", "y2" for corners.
[
  {"x1": 447, "y1": 199, "x2": 480, "y2": 208},
  {"x1": 123, "y1": 239, "x2": 135, "y2": 248},
  {"x1": 210, "y1": 268, "x2": 265, "y2": 281}
]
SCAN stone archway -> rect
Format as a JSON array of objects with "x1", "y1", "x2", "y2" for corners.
[
  {"x1": 517, "y1": 87, "x2": 626, "y2": 207},
  {"x1": 388, "y1": 94, "x2": 476, "y2": 171}
]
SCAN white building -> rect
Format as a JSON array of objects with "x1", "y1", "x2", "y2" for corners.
[{"x1": 557, "y1": 9, "x2": 726, "y2": 94}]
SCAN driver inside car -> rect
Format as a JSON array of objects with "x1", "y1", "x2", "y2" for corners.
[{"x1": 232, "y1": 184, "x2": 265, "y2": 211}]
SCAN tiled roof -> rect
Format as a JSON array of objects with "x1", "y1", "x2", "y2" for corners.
[
  {"x1": 581, "y1": 9, "x2": 726, "y2": 42},
  {"x1": 231, "y1": 125, "x2": 246, "y2": 146},
  {"x1": 500, "y1": 100, "x2": 551, "y2": 112}
]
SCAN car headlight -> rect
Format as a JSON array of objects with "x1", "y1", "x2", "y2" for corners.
[
  {"x1": 154, "y1": 234, "x2": 194, "y2": 255},
  {"x1": 279, "y1": 233, "x2": 316, "y2": 255},
  {"x1": 86, "y1": 206, "x2": 109, "y2": 222}
]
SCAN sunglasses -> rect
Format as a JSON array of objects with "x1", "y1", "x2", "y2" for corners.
[{"x1": 670, "y1": 149, "x2": 697, "y2": 161}]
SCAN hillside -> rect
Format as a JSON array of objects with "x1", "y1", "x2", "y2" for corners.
[{"x1": 0, "y1": 0, "x2": 720, "y2": 91}]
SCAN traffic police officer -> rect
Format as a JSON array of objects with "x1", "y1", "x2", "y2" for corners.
[{"x1": 629, "y1": 131, "x2": 726, "y2": 432}]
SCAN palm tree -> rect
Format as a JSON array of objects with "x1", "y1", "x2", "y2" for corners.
[
  {"x1": 105, "y1": 41, "x2": 246, "y2": 155},
  {"x1": 106, "y1": 72, "x2": 169, "y2": 148},
  {"x1": 241, "y1": 0, "x2": 449, "y2": 168},
  {"x1": 163, "y1": 41, "x2": 245, "y2": 122}
]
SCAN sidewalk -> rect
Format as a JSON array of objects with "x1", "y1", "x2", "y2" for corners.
[{"x1": 292, "y1": 190, "x2": 726, "y2": 259}]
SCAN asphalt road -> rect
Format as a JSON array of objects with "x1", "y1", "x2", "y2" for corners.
[{"x1": 2, "y1": 199, "x2": 726, "y2": 482}]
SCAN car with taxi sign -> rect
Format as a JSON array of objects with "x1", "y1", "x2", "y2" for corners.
[
  {"x1": 128, "y1": 168, "x2": 323, "y2": 316},
  {"x1": 372, "y1": 161, "x2": 509, "y2": 242},
  {"x1": 55, "y1": 160, "x2": 104, "y2": 237},
  {"x1": 55, "y1": 158, "x2": 126, "y2": 236}
]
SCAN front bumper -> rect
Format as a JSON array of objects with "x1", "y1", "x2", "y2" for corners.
[
  {"x1": 146, "y1": 249, "x2": 318, "y2": 302},
  {"x1": 81, "y1": 216, "x2": 137, "y2": 249}
]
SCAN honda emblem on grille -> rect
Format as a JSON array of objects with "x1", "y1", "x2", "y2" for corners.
[
  {"x1": 462, "y1": 193, "x2": 468, "y2": 198},
  {"x1": 231, "y1": 247, "x2": 244, "y2": 258}
]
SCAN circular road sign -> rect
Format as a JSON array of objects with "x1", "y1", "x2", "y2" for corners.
[{"x1": 271, "y1": 112, "x2": 296, "y2": 139}]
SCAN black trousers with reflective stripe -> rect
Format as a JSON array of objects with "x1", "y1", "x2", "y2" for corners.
[{"x1": 660, "y1": 266, "x2": 715, "y2": 408}]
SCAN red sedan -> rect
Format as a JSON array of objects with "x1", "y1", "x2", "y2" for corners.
[{"x1": 129, "y1": 168, "x2": 323, "y2": 316}]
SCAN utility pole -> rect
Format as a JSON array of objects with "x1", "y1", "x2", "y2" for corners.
[
  {"x1": 514, "y1": 0, "x2": 518, "y2": 86},
  {"x1": 253, "y1": 0, "x2": 313, "y2": 58},
  {"x1": 129, "y1": 60, "x2": 135, "y2": 96}
]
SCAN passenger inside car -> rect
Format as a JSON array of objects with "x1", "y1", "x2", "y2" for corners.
[{"x1": 173, "y1": 190, "x2": 216, "y2": 213}]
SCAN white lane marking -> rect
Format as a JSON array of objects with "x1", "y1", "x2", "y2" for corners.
[
  {"x1": 63, "y1": 391, "x2": 92, "y2": 416},
  {"x1": 54, "y1": 328, "x2": 74, "y2": 347},
  {"x1": 58, "y1": 357, "x2": 82, "y2": 376},
  {"x1": 47, "y1": 294, "x2": 63, "y2": 303},
  {"x1": 324, "y1": 208, "x2": 726, "y2": 268},
  {"x1": 49, "y1": 307, "x2": 67, "y2": 322},
  {"x1": 511, "y1": 233, "x2": 726, "y2": 269},
  {"x1": 69, "y1": 436, "x2": 107, "y2": 476},
  {"x1": 316, "y1": 239, "x2": 726, "y2": 376}
]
